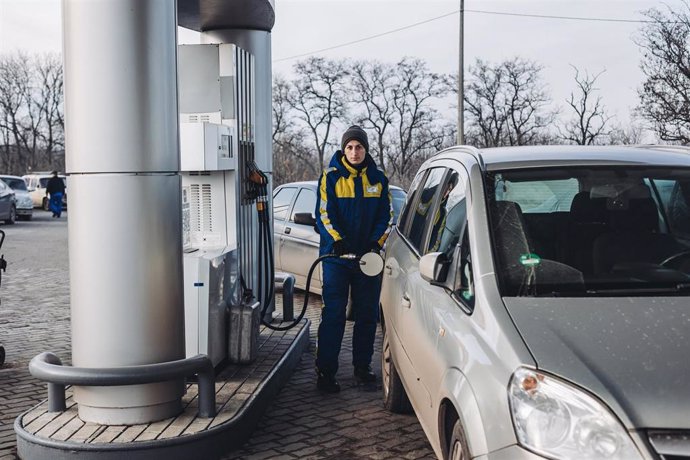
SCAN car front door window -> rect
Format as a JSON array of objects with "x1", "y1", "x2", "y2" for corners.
[{"x1": 405, "y1": 168, "x2": 445, "y2": 253}]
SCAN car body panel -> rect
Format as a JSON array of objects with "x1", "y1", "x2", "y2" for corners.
[
  {"x1": 0, "y1": 180, "x2": 15, "y2": 221},
  {"x1": 380, "y1": 145, "x2": 690, "y2": 459},
  {"x1": 504, "y1": 296, "x2": 690, "y2": 429},
  {"x1": 0, "y1": 175, "x2": 33, "y2": 218}
]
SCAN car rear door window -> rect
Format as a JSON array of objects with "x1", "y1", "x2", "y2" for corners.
[
  {"x1": 397, "y1": 173, "x2": 425, "y2": 232},
  {"x1": 273, "y1": 187, "x2": 297, "y2": 221},
  {"x1": 498, "y1": 178, "x2": 579, "y2": 213},
  {"x1": 289, "y1": 188, "x2": 317, "y2": 222}
]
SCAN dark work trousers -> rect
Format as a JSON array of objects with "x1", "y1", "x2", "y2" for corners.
[{"x1": 316, "y1": 259, "x2": 382, "y2": 377}]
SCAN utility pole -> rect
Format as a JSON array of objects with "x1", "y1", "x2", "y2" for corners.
[{"x1": 457, "y1": 0, "x2": 465, "y2": 145}]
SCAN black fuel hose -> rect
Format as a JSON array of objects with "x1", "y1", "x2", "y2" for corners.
[{"x1": 260, "y1": 253, "x2": 349, "y2": 331}]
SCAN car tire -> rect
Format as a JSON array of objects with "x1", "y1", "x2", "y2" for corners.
[
  {"x1": 448, "y1": 419, "x2": 471, "y2": 460},
  {"x1": 5, "y1": 206, "x2": 16, "y2": 225},
  {"x1": 42, "y1": 197, "x2": 49, "y2": 211},
  {"x1": 382, "y1": 323, "x2": 413, "y2": 414},
  {"x1": 0, "y1": 346, "x2": 4, "y2": 367}
]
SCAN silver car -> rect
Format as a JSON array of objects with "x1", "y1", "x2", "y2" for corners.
[
  {"x1": 0, "y1": 180, "x2": 17, "y2": 225},
  {"x1": 381, "y1": 145, "x2": 690, "y2": 460},
  {"x1": 0, "y1": 175, "x2": 33, "y2": 220},
  {"x1": 273, "y1": 181, "x2": 406, "y2": 293}
]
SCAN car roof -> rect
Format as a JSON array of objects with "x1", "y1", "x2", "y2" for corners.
[
  {"x1": 473, "y1": 145, "x2": 690, "y2": 171},
  {"x1": 0, "y1": 175, "x2": 23, "y2": 179}
]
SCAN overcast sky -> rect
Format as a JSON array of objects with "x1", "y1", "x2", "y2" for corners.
[{"x1": 0, "y1": 0, "x2": 684, "y2": 129}]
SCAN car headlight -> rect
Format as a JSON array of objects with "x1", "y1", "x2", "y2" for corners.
[
  {"x1": 509, "y1": 368, "x2": 642, "y2": 460},
  {"x1": 20, "y1": 196, "x2": 32, "y2": 207}
]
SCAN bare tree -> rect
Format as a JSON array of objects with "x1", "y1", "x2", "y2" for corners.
[
  {"x1": 348, "y1": 60, "x2": 397, "y2": 171},
  {"x1": 0, "y1": 52, "x2": 32, "y2": 172},
  {"x1": 559, "y1": 66, "x2": 612, "y2": 145},
  {"x1": 636, "y1": 1, "x2": 690, "y2": 144},
  {"x1": 272, "y1": 74, "x2": 318, "y2": 186},
  {"x1": 36, "y1": 53, "x2": 64, "y2": 166},
  {"x1": 463, "y1": 60, "x2": 506, "y2": 147},
  {"x1": 463, "y1": 57, "x2": 555, "y2": 148},
  {"x1": 287, "y1": 57, "x2": 349, "y2": 169},
  {"x1": 0, "y1": 51, "x2": 64, "y2": 175},
  {"x1": 608, "y1": 120, "x2": 646, "y2": 145},
  {"x1": 386, "y1": 57, "x2": 453, "y2": 186}
]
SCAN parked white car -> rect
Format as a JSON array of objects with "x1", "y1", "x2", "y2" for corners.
[
  {"x1": 381, "y1": 145, "x2": 690, "y2": 460},
  {"x1": 22, "y1": 173, "x2": 67, "y2": 210},
  {"x1": 0, "y1": 175, "x2": 33, "y2": 220}
]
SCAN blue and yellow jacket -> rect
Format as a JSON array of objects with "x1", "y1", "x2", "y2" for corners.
[{"x1": 315, "y1": 151, "x2": 394, "y2": 257}]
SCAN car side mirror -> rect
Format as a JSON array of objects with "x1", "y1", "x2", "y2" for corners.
[
  {"x1": 419, "y1": 252, "x2": 449, "y2": 284},
  {"x1": 294, "y1": 212, "x2": 319, "y2": 232}
]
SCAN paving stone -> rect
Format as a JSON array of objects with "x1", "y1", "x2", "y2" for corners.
[{"x1": 0, "y1": 215, "x2": 434, "y2": 460}]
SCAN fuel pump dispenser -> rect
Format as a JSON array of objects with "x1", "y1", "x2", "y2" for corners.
[{"x1": 178, "y1": 43, "x2": 261, "y2": 367}]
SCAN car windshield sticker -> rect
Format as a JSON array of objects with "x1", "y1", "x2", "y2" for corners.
[{"x1": 519, "y1": 253, "x2": 541, "y2": 267}]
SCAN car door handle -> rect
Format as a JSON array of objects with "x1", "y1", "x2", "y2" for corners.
[
  {"x1": 401, "y1": 293, "x2": 411, "y2": 309},
  {"x1": 384, "y1": 264, "x2": 393, "y2": 275},
  {"x1": 284, "y1": 227, "x2": 291, "y2": 234}
]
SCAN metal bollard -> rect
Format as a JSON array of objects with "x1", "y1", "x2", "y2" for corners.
[{"x1": 274, "y1": 272, "x2": 295, "y2": 321}]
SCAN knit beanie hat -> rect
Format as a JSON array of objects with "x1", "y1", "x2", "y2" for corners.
[{"x1": 341, "y1": 125, "x2": 369, "y2": 153}]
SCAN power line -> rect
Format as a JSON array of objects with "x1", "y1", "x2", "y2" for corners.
[
  {"x1": 273, "y1": 8, "x2": 667, "y2": 64},
  {"x1": 466, "y1": 8, "x2": 655, "y2": 23},
  {"x1": 273, "y1": 10, "x2": 457, "y2": 63}
]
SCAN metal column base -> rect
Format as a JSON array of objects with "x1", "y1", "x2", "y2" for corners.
[{"x1": 14, "y1": 320, "x2": 310, "y2": 460}]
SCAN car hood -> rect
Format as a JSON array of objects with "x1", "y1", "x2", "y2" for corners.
[{"x1": 504, "y1": 296, "x2": 690, "y2": 429}]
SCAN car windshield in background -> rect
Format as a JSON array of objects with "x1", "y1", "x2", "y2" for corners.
[
  {"x1": 486, "y1": 166, "x2": 690, "y2": 297},
  {"x1": 2, "y1": 178, "x2": 27, "y2": 191},
  {"x1": 390, "y1": 188, "x2": 406, "y2": 222}
]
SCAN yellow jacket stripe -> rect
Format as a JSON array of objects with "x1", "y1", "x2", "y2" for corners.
[{"x1": 319, "y1": 168, "x2": 343, "y2": 241}]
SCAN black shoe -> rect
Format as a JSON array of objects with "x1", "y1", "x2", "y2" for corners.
[
  {"x1": 317, "y1": 372, "x2": 341, "y2": 393},
  {"x1": 354, "y1": 365, "x2": 376, "y2": 383}
]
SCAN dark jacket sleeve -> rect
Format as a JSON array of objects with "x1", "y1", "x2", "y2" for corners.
[{"x1": 315, "y1": 169, "x2": 345, "y2": 244}]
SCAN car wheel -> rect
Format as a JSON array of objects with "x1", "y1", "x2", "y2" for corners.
[
  {"x1": 382, "y1": 324, "x2": 413, "y2": 414},
  {"x1": 0, "y1": 346, "x2": 4, "y2": 367},
  {"x1": 5, "y1": 206, "x2": 16, "y2": 225},
  {"x1": 448, "y1": 419, "x2": 471, "y2": 460},
  {"x1": 42, "y1": 197, "x2": 49, "y2": 211}
]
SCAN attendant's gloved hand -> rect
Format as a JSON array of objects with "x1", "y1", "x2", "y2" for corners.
[{"x1": 332, "y1": 239, "x2": 349, "y2": 256}]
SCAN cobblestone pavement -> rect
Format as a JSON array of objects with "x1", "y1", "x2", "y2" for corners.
[{"x1": 0, "y1": 211, "x2": 435, "y2": 460}]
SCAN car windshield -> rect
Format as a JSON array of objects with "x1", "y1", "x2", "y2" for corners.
[
  {"x1": 1, "y1": 178, "x2": 27, "y2": 191},
  {"x1": 391, "y1": 188, "x2": 407, "y2": 222},
  {"x1": 486, "y1": 166, "x2": 690, "y2": 297}
]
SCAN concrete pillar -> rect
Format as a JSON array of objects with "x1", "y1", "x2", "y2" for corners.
[{"x1": 62, "y1": 0, "x2": 185, "y2": 424}]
